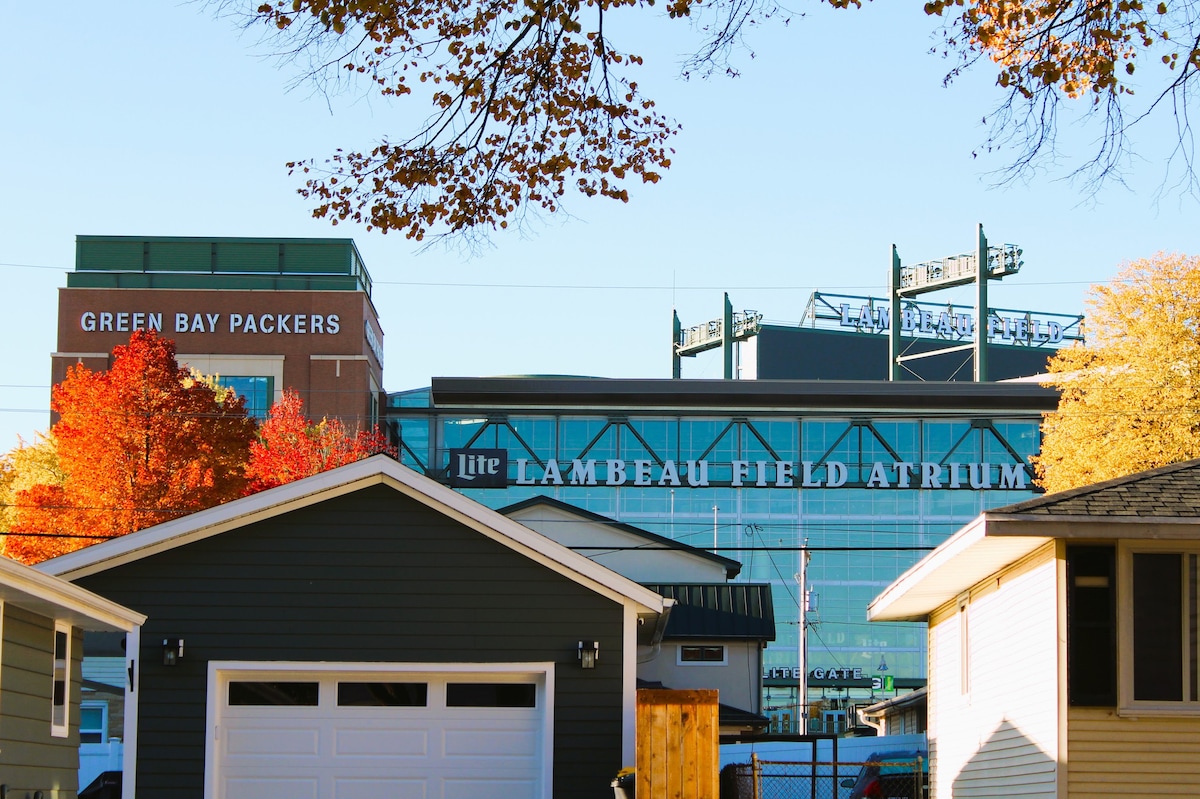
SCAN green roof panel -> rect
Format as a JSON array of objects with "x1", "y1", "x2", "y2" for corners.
[
  {"x1": 75, "y1": 239, "x2": 143, "y2": 272},
  {"x1": 215, "y1": 242, "x2": 278, "y2": 274},
  {"x1": 147, "y1": 241, "x2": 211, "y2": 273},
  {"x1": 68, "y1": 236, "x2": 373, "y2": 295}
]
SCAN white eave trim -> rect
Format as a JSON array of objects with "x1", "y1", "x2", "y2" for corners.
[
  {"x1": 985, "y1": 513, "x2": 1200, "y2": 538},
  {"x1": 868, "y1": 514, "x2": 1051, "y2": 622},
  {"x1": 38, "y1": 456, "x2": 666, "y2": 616},
  {"x1": 0, "y1": 556, "x2": 145, "y2": 632}
]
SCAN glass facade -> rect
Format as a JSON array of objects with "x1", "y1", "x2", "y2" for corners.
[
  {"x1": 218, "y1": 376, "x2": 274, "y2": 419},
  {"x1": 386, "y1": 385, "x2": 1042, "y2": 730}
]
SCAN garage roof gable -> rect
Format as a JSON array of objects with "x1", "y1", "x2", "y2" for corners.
[{"x1": 37, "y1": 455, "x2": 668, "y2": 616}]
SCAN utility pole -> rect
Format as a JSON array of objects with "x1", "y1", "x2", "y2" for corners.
[{"x1": 795, "y1": 539, "x2": 810, "y2": 733}]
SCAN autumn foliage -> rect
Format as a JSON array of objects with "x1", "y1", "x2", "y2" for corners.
[
  {"x1": 1034, "y1": 253, "x2": 1200, "y2": 493},
  {"x1": 245, "y1": 390, "x2": 396, "y2": 492},
  {"x1": 244, "y1": 0, "x2": 682, "y2": 241},
  {"x1": 227, "y1": 0, "x2": 1200, "y2": 237},
  {"x1": 5, "y1": 331, "x2": 257, "y2": 564}
]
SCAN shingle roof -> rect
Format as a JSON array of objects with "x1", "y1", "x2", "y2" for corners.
[
  {"x1": 989, "y1": 457, "x2": 1200, "y2": 518},
  {"x1": 643, "y1": 583, "x2": 775, "y2": 640}
]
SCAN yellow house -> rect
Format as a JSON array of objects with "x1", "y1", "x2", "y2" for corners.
[{"x1": 869, "y1": 457, "x2": 1200, "y2": 799}]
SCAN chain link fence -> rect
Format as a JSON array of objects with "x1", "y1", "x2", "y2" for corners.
[{"x1": 720, "y1": 755, "x2": 926, "y2": 799}]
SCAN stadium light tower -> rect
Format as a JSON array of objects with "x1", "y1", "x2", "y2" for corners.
[{"x1": 889, "y1": 223, "x2": 1024, "y2": 382}]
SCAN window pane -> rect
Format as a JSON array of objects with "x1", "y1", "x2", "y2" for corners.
[
  {"x1": 1067, "y1": 546, "x2": 1116, "y2": 706},
  {"x1": 217, "y1": 376, "x2": 274, "y2": 419},
  {"x1": 681, "y1": 645, "x2": 725, "y2": 662},
  {"x1": 337, "y1": 682, "x2": 428, "y2": 707},
  {"x1": 446, "y1": 683, "x2": 536, "y2": 708},
  {"x1": 52, "y1": 628, "x2": 68, "y2": 729},
  {"x1": 228, "y1": 681, "x2": 319, "y2": 706},
  {"x1": 1133, "y1": 553, "x2": 1183, "y2": 701},
  {"x1": 80, "y1": 705, "x2": 104, "y2": 729},
  {"x1": 1192, "y1": 555, "x2": 1199, "y2": 700}
]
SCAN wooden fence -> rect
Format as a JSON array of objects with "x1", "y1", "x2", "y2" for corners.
[{"x1": 636, "y1": 688, "x2": 719, "y2": 798}]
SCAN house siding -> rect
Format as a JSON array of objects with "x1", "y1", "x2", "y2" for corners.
[
  {"x1": 74, "y1": 484, "x2": 628, "y2": 799},
  {"x1": 639, "y1": 639, "x2": 761, "y2": 712},
  {"x1": 1067, "y1": 708, "x2": 1200, "y2": 796},
  {"x1": 0, "y1": 604, "x2": 83, "y2": 799},
  {"x1": 929, "y1": 546, "x2": 1058, "y2": 799}
]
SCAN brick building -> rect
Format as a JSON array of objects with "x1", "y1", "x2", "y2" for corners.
[{"x1": 53, "y1": 236, "x2": 385, "y2": 428}]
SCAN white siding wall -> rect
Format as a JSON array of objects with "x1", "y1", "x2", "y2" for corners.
[
  {"x1": 638, "y1": 640, "x2": 760, "y2": 712},
  {"x1": 82, "y1": 656, "x2": 125, "y2": 690},
  {"x1": 929, "y1": 549, "x2": 1059, "y2": 799}
]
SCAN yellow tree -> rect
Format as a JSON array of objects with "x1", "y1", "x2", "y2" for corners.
[
  {"x1": 1034, "y1": 252, "x2": 1200, "y2": 493},
  {"x1": 221, "y1": 0, "x2": 1200, "y2": 240},
  {"x1": 0, "y1": 434, "x2": 64, "y2": 541}
]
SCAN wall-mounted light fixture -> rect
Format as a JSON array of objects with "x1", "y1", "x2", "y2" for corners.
[
  {"x1": 162, "y1": 638, "x2": 184, "y2": 666},
  {"x1": 578, "y1": 640, "x2": 599, "y2": 669}
]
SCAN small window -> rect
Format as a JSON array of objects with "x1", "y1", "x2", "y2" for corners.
[
  {"x1": 338, "y1": 682, "x2": 428, "y2": 707},
  {"x1": 679, "y1": 645, "x2": 726, "y2": 665},
  {"x1": 228, "y1": 681, "x2": 319, "y2": 706},
  {"x1": 80, "y1": 701, "x2": 108, "y2": 744},
  {"x1": 446, "y1": 683, "x2": 537, "y2": 708},
  {"x1": 51, "y1": 623, "x2": 70, "y2": 737}
]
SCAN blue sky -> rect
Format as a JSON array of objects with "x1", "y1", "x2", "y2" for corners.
[{"x1": 3, "y1": 0, "x2": 1198, "y2": 452}]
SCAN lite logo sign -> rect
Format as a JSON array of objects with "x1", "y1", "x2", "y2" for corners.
[{"x1": 447, "y1": 449, "x2": 507, "y2": 488}]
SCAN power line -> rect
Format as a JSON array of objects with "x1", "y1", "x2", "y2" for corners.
[{"x1": 0, "y1": 260, "x2": 1139, "y2": 290}]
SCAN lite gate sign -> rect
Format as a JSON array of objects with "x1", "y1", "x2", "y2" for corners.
[
  {"x1": 762, "y1": 668, "x2": 895, "y2": 690},
  {"x1": 449, "y1": 449, "x2": 1031, "y2": 490}
]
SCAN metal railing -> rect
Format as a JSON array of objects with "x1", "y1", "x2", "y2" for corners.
[{"x1": 721, "y1": 755, "x2": 926, "y2": 799}]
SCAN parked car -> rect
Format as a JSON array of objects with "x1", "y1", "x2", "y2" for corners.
[{"x1": 839, "y1": 751, "x2": 928, "y2": 799}]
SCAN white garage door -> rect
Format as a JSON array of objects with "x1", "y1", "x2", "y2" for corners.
[{"x1": 210, "y1": 667, "x2": 549, "y2": 799}]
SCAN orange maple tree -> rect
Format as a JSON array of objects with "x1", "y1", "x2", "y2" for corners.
[
  {"x1": 245, "y1": 390, "x2": 396, "y2": 493},
  {"x1": 6, "y1": 331, "x2": 257, "y2": 564}
]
